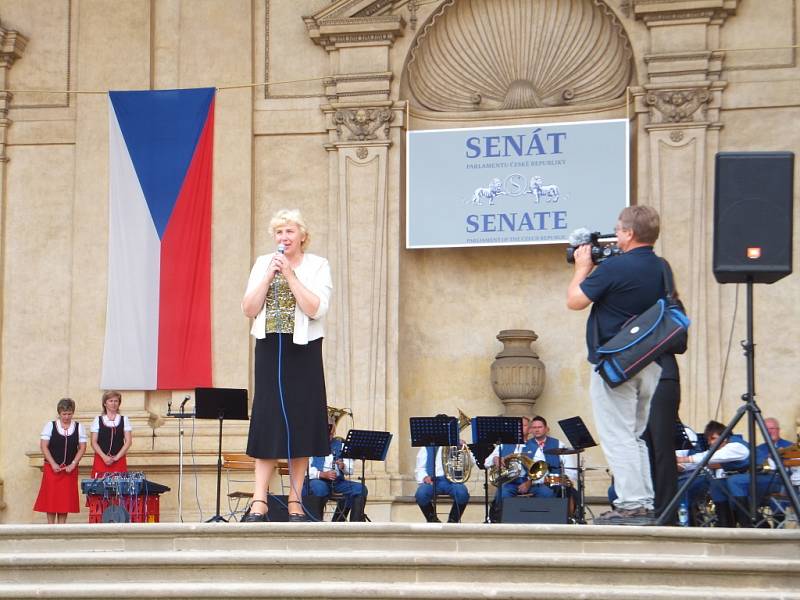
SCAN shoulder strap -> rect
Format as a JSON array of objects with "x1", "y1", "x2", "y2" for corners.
[{"x1": 660, "y1": 258, "x2": 676, "y2": 300}]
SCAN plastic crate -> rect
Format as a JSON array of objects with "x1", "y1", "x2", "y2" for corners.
[{"x1": 87, "y1": 494, "x2": 161, "y2": 523}]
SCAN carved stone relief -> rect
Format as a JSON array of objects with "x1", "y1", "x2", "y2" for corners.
[
  {"x1": 645, "y1": 88, "x2": 711, "y2": 123},
  {"x1": 406, "y1": 0, "x2": 633, "y2": 112},
  {"x1": 333, "y1": 107, "x2": 394, "y2": 141}
]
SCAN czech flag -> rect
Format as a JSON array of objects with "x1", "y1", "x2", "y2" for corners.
[{"x1": 101, "y1": 88, "x2": 214, "y2": 390}]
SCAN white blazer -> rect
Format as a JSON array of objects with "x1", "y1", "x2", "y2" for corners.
[{"x1": 245, "y1": 252, "x2": 332, "y2": 345}]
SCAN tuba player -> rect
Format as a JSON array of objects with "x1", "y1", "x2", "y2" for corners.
[{"x1": 413, "y1": 414, "x2": 472, "y2": 523}]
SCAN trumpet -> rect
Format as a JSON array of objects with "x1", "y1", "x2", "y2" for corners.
[{"x1": 441, "y1": 409, "x2": 474, "y2": 483}]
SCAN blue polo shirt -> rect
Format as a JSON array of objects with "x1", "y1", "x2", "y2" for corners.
[{"x1": 579, "y1": 246, "x2": 666, "y2": 364}]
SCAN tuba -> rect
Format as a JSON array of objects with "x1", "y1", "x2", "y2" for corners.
[
  {"x1": 326, "y1": 406, "x2": 352, "y2": 434},
  {"x1": 488, "y1": 453, "x2": 548, "y2": 487},
  {"x1": 441, "y1": 409, "x2": 473, "y2": 483}
]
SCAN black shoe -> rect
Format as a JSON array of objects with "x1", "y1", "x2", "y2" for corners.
[
  {"x1": 349, "y1": 495, "x2": 367, "y2": 522},
  {"x1": 288, "y1": 512, "x2": 310, "y2": 522},
  {"x1": 242, "y1": 499, "x2": 268, "y2": 522},
  {"x1": 288, "y1": 500, "x2": 310, "y2": 522},
  {"x1": 419, "y1": 503, "x2": 441, "y2": 523},
  {"x1": 448, "y1": 503, "x2": 467, "y2": 523}
]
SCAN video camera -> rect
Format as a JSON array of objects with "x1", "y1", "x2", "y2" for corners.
[{"x1": 566, "y1": 228, "x2": 622, "y2": 265}]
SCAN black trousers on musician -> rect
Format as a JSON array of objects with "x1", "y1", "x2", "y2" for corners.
[{"x1": 643, "y1": 377, "x2": 680, "y2": 523}]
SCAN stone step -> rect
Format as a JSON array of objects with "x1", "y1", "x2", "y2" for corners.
[
  {"x1": 2, "y1": 549, "x2": 798, "y2": 587},
  {"x1": 0, "y1": 582, "x2": 798, "y2": 600},
  {"x1": 1, "y1": 523, "x2": 798, "y2": 599}
]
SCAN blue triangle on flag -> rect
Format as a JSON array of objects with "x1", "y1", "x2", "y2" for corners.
[{"x1": 110, "y1": 88, "x2": 214, "y2": 239}]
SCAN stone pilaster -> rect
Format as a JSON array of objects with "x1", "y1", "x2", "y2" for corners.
[
  {"x1": 0, "y1": 19, "x2": 27, "y2": 515},
  {"x1": 631, "y1": 0, "x2": 739, "y2": 427},
  {"x1": 307, "y1": 0, "x2": 405, "y2": 496}
]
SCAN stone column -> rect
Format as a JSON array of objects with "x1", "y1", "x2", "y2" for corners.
[
  {"x1": 306, "y1": 5, "x2": 406, "y2": 496},
  {"x1": 0, "y1": 20, "x2": 27, "y2": 515},
  {"x1": 630, "y1": 0, "x2": 739, "y2": 427}
]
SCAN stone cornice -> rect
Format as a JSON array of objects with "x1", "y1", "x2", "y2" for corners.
[
  {"x1": 633, "y1": 0, "x2": 738, "y2": 24},
  {"x1": 304, "y1": 3, "x2": 405, "y2": 50},
  {"x1": 0, "y1": 24, "x2": 27, "y2": 66}
]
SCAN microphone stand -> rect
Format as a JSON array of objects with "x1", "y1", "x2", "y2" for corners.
[{"x1": 167, "y1": 397, "x2": 194, "y2": 522}]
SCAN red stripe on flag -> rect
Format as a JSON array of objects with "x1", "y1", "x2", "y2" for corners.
[{"x1": 156, "y1": 98, "x2": 214, "y2": 389}]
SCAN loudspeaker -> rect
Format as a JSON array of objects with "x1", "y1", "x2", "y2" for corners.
[
  {"x1": 500, "y1": 497, "x2": 568, "y2": 524},
  {"x1": 266, "y1": 495, "x2": 325, "y2": 522},
  {"x1": 713, "y1": 152, "x2": 794, "y2": 284}
]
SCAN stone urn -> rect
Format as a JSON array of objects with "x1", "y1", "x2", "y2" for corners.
[{"x1": 490, "y1": 329, "x2": 545, "y2": 416}]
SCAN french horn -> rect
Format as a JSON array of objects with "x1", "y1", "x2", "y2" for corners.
[{"x1": 488, "y1": 453, "x2": 548, "y2": 487}]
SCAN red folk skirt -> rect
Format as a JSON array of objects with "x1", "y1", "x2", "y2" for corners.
[
  {"x1": 91, "y1": 454, "x2": 128, "y2": 478},
  {"x1": 33, "y1": 463, "x2": 80, "y2": 514}
]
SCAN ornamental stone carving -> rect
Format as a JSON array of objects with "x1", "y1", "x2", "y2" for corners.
[
  {"x1": 406, "y1": 0, "x2": 633, "y2": 112},
  {"x1": 333, "y1": 107, "x2": 394, "y2": 141},
  {"x1": 645, "y1": 89, "x2": 711, "y2": 123}
]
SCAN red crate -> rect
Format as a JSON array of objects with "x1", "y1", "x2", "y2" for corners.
[{"x1": 87, "y1": 494, "x2": 161, "y2": 523}]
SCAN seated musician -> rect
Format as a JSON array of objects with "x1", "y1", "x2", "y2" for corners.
[
  {"x1": 484, "y1": 416, "x2": 553, "y2": 521},
  {"x1": 414, "y1": 428, "x2": 471, "y2": 523},
  {"x1": 676, "y1": 420, "x2": 749, "y2": 527},
  {"x1": 527, "y1": 415, "x2": 577, "y2": 491},
  {"x1": 725, "y1": 417, "x2": 794, "y2": 526},
  {"x1": 305, "y1": 418, "x2": 367, "y2": 521}
]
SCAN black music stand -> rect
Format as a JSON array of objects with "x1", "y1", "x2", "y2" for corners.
[
  {"x1": 339, "y1": 429, "x2": 393, "y2": 522},
  {"x1": 195, "y1": 387, "x2": 248, "y2": 523},
  {"x1": 471, "y1": 416, "x2": 525, "y2": 524},
  {"x1": 410, "y1": 416, "x2": 459, "y2": 518},
  {"x1": 558, "y1": 416, "x2": 597, "y2": 524}
]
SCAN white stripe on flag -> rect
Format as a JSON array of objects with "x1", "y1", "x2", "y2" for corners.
[{"x1": 101, "y1": 102, "x2": 161, "y2": 390}]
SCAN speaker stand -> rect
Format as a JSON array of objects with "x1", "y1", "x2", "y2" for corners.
[{"x1": 657, "y1": 280, "x2": 800, "y2": 525}]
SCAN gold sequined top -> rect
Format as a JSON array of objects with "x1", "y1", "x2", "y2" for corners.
[{"x1": 264, "y1": 273, "x2": 296, "y2": 334}]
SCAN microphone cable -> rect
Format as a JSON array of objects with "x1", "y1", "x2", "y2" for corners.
[{"x1": 272, "y1": 247, "x2": 319, "y2": 522}]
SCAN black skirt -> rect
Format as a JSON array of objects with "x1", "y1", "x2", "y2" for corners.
[{"x1": 246, "y1": 334, "x2": 329, "y2": 459}]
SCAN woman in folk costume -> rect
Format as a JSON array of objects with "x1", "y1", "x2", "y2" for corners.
[
  {"x1": 90, "y1": 390, "x2": 133, "y2": 477},
  {"x1": 33, "y1": 398, "x2": 87, "y2": 523}
]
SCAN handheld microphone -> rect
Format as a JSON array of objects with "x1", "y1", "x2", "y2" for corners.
[
  {"x1": 180, "y1": 395, "x2": 190, "y2": 411},
  {"x1": 277, "y1": 243, "x2": 286, "y2": 254},
  {"x1": 167, "y1": 400, "x2": 172, "y2": 414},
  {"x1": 568, "y1": 227, "x2": 593, "y2": 247}
]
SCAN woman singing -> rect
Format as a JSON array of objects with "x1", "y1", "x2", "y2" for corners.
[
  {"x1": 33, "y1": 398, "x2": 87, "y2": 524},
  {"x1": 90, "y1": 390, "x2": 133, "y2": 477},
  {"x1": 241, "y1": 208, "x2": 331, "y2": 522}
]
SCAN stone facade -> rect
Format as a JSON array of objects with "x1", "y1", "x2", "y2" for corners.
[{"x1": 0, "y1": 0, "x2": 798, "y2": 523}]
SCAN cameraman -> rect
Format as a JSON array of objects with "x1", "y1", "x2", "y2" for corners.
[{"x1": 566, "y1": 205, "x2": 667, "y2": 525}]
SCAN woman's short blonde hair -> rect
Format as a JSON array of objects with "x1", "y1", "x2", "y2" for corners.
[{"x1": 268, "y1": 208, "x2": 310, "y2": 249}]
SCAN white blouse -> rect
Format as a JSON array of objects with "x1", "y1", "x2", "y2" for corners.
[
  {"x1": 244, "y1": 252, "x2": 332, "y2": 345},
  {"x1": 41, "y1": 421, "x2": 88, "y2": 443}
]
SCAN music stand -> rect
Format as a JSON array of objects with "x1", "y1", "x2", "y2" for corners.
[
  {"x1": 339, "y1": 429, "x2": 393, "y2": 522},
  {"x1": 410, "y1": 416, "x2": 459, "y2": 518},
  {"x1": 195, "y1": 387, "x2": 248, "y2": 522},
  {"x1": 471, "y1": 416, "x2": 525, "y2": 524},
  {"x1": 558, "y1": 416, "x2": 598, "y2": 524}
]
